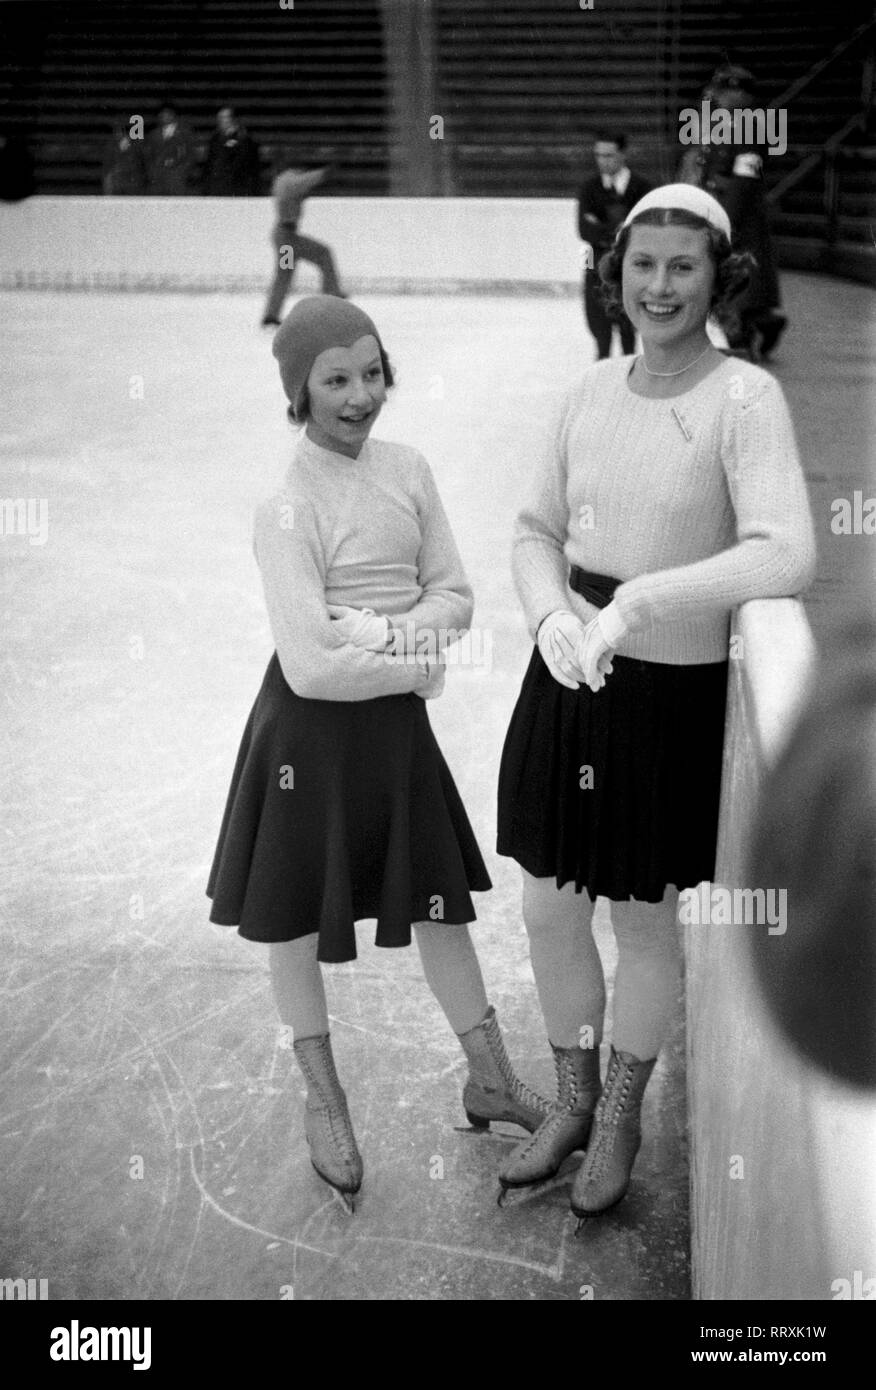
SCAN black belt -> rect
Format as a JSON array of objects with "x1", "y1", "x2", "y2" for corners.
[{"x1": 569, "y1": 567, "x2": 620, "y2": 611}]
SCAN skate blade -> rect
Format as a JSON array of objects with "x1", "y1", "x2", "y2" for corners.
[
  {"x1": 453, "y1": 1123, "x2": 524, "y2": 1143},
  {"x1": 327, "y1": 1185, "x2": 357, "y2": 1215},
  {"x1": 572, "y1": 1191, "x2": 627, "y2": 1232},
  {"x1": 310, "y1": 1161, "x2": 358, "y2": 1214},
  {"x1": 496, "y1": 1155, "x2": 583, "y2": 1208}
]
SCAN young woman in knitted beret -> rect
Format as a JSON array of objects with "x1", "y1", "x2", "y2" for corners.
[
  {"x1": 207, "y1": 296, "x2": 547, "y2": 1210},
  {"x1": 496, "y1": 185, "x2": 817, "y2": 1221}
]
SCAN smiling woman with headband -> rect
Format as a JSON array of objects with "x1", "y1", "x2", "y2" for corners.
[{"x1": 495, "y1": 184, "x2": 817, "y2": 1222}]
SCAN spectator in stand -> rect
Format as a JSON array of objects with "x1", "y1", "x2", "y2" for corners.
[
  {"x1": 102, "y1": 116, "x2": 148, "y2": 195},
  {"x1": 202, "y1": 105, "x2": 261, "y2": 196},
  {"x1": 577, "y1": 134, "x2": 651, "y2": 359},
  {"x1": 261, "y1": 152, "x2": 345, "y2": 325},
  {"x1": 146, "y1": 100, "x2": 195, "y2": 195}
]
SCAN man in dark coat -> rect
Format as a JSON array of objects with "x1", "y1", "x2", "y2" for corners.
[
  {"x1": 577, "y1": 133, "x2": 652, "y2": 358},
  {"x1": 102, "y1": 117, "x2": 148, "y2": 195},
  {"x1": 146, "y1": 101, "x2": 195, "y2": 195},
  {"x1": 678, "y1": 65, "x2": 786, "y2": 361},
  {"x1": 202, "y1": 105, "x2": 261, "y2": 196}
]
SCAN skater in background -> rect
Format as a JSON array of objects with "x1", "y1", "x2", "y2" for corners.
[
  {"x1": 577, "y1": 133, "x2": 651, "y2": 358},
  {"x1": 679, "y1": 64, "x2": 787, "y2": 361},
  {"x1": 261, "y1": 155, "x2": 345, "y2": 325},
  {"x1": 101, "y1": 116, "x2": 148, "y2": 195},
  {"x1": 495, "y1": 185, "x2": 816, "y2": 1219},
  {"x1": 207, "y1": 295, "x2": 547, "y2": 1209},
  {"x1": 145, "y1": 100, "x2": 195, "y2": 195},
  {"x1": 202, "y1": 104, "x2": 261, "y2": 196}
]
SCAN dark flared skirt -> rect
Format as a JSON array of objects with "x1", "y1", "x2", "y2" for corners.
[
  {"x1": 207, "y1": 654, "x2": 492, "y2": 962},
  {"x1": 497, "y1": 647, "x2": 729, "y2": 902}
]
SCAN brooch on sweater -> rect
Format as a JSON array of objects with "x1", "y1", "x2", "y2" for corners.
[{"x1": 670, "y1": 406, "x2": 692, "y2": 442}]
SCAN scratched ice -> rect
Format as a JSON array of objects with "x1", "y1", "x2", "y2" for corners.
[{"x1": 6, "y1": 275, "x2": 867, "y2": 1299}]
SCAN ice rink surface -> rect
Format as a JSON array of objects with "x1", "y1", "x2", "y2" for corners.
[{"x1": 1, "y1": 276, "x2": 872, "y2": 1300}]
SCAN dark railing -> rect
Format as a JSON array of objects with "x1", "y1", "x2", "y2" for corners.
[
  {"x1": 760, "y1": 18, "x2": 876, "y2": 274},
  {"x1": 767, "y1": 15, "x2": 876, "y2": 113}
]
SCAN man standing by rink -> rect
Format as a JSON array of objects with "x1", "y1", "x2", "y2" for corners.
[
  {"x1": 146, "y1": 100, "x2": 196, "y2": 195},
  {"x1": 577, "y1": 133, "x2": 651, "y2": 358},
  {"x1": 202, "y1": 105, "x2": 261, "y2": 196}
]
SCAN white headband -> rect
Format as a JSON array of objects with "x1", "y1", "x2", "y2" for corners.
[{"x1": 621, "y1": 183, "x2": 732, "y2": 241}]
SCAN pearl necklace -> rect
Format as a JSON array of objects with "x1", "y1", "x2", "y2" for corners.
[{"x1": 639, "y1": 344, "x2": 713, "y2": 378}]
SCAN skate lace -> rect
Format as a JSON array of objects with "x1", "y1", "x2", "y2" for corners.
[
  {"x1": 555, "y1": 1048, "x2": 596, "y2": 1111},
  {"x1": 581, "y1": 1061, "x2": 634, "y2": 1180},
  {"x1": 561, "y1": 1065, "x2": 581, "y2": 1108},
  {"x1": 487, "y1": 1018, "x2": 547, "y2": 1114},
  {"x1": 516, "y1": 1103, "x2": 575, "y2": 1158},
  {"x1": 325, "y1": 1102, "x2": 359, "y2": 1163},
  {"x1": 511, "y1": 1048, "x2": 592, "y2": 1159},
  {"x1": 508, "y1": 1071, "x2": 549, "y2": 1115},
  {"x1": 297, "y1": 1041, "x2": 359, "y2": 1165}
]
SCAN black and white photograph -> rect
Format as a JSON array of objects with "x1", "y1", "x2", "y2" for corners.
[{"x1": 1, "y1": 0, "x2": 874, "y2": 1334}]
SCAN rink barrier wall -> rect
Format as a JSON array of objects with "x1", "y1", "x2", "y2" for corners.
[
  {"x1": 688, "y1": 598, "x2": 876, "y2": 1300},
  {"x1": 0, "y1": 196, "x2": 585, "y2": 294},
  {"x1": 2, "y1": 199, "x2": 868, "y2": 294}
]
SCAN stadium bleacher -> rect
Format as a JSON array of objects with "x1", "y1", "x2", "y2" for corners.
[{"x1": 0, "y1": 0, "x2": 872, "y2": 274}]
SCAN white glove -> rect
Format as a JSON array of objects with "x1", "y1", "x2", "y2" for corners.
[
  {"x1": 416, "y1": 658, "x2": 446, "y2": 700},
  {"x1": 327, "y1": 603, "x2": 391, "y2": 652},
  {"x1": 536, "y1": 610, "x2": 588, "y2": 690},
  {"x1": 575, "y1": 620, "x2": 614, "y2": 693},
  {"x1": 576, "y1": 601, "x2": 628, "y2": 692},
  {"x1": 596, "y1": 599, "x2": 628, "y2": 648}
]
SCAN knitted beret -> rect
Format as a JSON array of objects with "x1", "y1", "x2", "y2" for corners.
[{"x1": 271, "y1": 295, "x2": 384, "y2": 417}]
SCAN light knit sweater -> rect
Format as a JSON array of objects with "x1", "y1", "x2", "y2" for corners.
[
  {"x1": 253, "y1": 432, "x2": 473, "y2": 701},
  {"x1": 513, "y1": 355, "x2": 817, "y2": 665}
]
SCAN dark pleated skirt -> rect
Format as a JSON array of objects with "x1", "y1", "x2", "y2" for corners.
[
  {"x1": 497, "y1": 647, "x2": 729, "y2": 902},
  {"x1": 207, "y1": 654, "x2": 492, "y2": 962}
]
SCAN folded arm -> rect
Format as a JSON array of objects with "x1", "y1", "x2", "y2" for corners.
[
  {"x1": 383, "y1": 455, "x2": 475, "y2": 656},
  {"x1": 254, "y1": 496, "x2": 430, "y2": 701}
]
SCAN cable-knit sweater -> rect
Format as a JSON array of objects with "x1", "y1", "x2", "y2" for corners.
[
  {"x1": 253, "y1": 432, "x2": 474, "y2": 701},
  {"x1": 513, "y1": 355, "x2": 817, "y2": 665}
]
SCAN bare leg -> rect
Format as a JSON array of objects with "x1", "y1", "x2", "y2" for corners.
[
  {"x1": 268, "y1": 934, "x2": 361, "y2": 1202},
  {"x1": 268, "y1": 933, "x2": 329, "y2": 1040},
  {"x1": 412, "y1": 921, "x2": 488, "y2": 1034},
  {"x1": 609, "y1": 886, "x2": 681, "y2": 1060},
  {"x1": 522, "y1": 870, "x2": 606, "y2": 1048},
  {"x1": 497, "y1": 873, "x2": 605, "y2": 1189},
  {"x1": 413, "y1": 919, "x2": 548, "y2": 1133}
]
